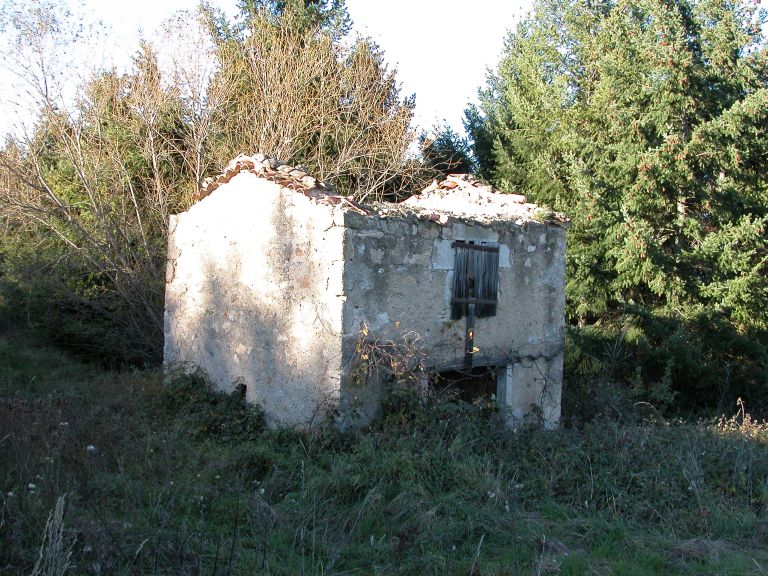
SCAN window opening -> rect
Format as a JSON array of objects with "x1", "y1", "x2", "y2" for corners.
[
  {"x1": 451, "y1": 241, "x2": 500, "y2": 369},
  {"x1": 431, "y1": 366, "x2": 498, "y2": 406},
  {"x1": 451, "y1": 241, "x2": 499, "y2": 319}
]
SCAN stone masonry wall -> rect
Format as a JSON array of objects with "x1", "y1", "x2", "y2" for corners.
[
  {"x1": 340, "y1": 211, "x2": 566, "y2": 428},
  {"x1": 165, "y1": 171, "x2": 567, "y2": 429}
]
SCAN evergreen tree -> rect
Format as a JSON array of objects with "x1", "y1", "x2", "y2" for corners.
[
  {"x1": 237, "y1": 0, "x2": 351, "y2": 36},
  {"x1": 471, "y1": 0, "x2": 768, "y2": 408},
  {"x1": 419, "y1": 123, "x2": 476, "y2": 177}
]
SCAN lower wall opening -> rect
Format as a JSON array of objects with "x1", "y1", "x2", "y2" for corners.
[{"x1": 431, "y1": 366, "x2": 499, "y2": 404}]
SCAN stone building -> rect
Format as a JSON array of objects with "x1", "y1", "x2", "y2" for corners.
[{"x1": 163, "y1": 155, "x2": 569, "y2": 429}]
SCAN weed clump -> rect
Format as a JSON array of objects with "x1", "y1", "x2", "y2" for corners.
[{"x1": 158, "y1": 368, "x2": 266, "y2": 443}]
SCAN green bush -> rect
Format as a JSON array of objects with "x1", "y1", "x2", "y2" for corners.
[
  {"x1": 563, "y1": 311, "x2": 768, "y2": 422},
  {"x1": 159, "y1": 368, "x2": 266, "y2": 443}
]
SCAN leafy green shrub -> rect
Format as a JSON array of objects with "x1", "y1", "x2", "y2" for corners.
[
  {"x1": 159, "y1": 368, "x2": 266, "y2": 442},
  {"x1": 563, "y1": 312, "x2": 768, "y2": 423}
]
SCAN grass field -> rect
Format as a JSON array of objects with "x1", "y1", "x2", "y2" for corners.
[{"x1": 2, "y1": 334, "x2": 768, "y2": 575}]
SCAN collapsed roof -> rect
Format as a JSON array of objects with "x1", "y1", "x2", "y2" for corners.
[{"x1": 193, "y1": 154, "x2": 569, "y2": 227}]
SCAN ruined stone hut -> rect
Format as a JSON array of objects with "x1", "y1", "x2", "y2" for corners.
[{"x1": 163, "y1": 154, "x2": 569, "y2": 429}]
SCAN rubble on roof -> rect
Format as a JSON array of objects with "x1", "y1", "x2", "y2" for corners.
[
  {"x1": 399, "y1": 174, "x2": 570, "y2": 228},
  {"x1": 194, "y1": 156, "x2": 569, "y2": 228},
  {"x1": 194, "y1": 153, "x2": 324, "y2": 200}
]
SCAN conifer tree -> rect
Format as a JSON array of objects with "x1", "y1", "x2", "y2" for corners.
[
  {"x1": 419, "y1": 123, "x2": 476, "y2": 177},
  {"x1": 471, "y1": 0, "x2": 768, "y2": 407}
]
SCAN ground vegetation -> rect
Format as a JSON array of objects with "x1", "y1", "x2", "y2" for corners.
[{"x1": 1, "y1": 336, "x2": 768, "y2": 575}]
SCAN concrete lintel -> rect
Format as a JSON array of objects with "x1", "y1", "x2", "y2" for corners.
[{"x1": 426, "y1": 351, "x2": 562, "y2": 373}]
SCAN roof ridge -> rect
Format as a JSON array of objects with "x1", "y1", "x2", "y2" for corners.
[
  {"x1": 193, "y1": 153, "x2": 331, "y2": 203},
  {"x1": 192, "y1": 154, "x2": 569, "y2": 227}
]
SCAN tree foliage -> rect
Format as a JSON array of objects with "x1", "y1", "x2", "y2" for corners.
[
  {"x1": 419, "y1": 123, "x2": 476, "y2": 178},
  {"x1": 471, "y1": 0, "x2": 768, "y2": 408},
  {"x1": 1, "y1": 42, "x2": 191, "y2": 361},
  {"x1": 0, "y1": 0, "x2": 427, "y2": 363},
  {"x1": 205, "y1": 0, "x2": 423, "y2": 201},
  {"x1": 237, "y1": 0, "x2": 352, "y2": 36}
]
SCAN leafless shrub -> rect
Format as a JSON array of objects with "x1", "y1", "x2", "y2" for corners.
[
  {"x1": 157, "y1": 10, "x2": 232, "y2": 191},
  {"x1": 0, "y1": 2, "x2": 195, "y2": 360},
  {"x1": 351, "y1": 321, "x2": 427, "y2": 391},
  {"x1": 206, "y1": 6, "x2": 429, "y2": 201},
  {"x1": 0, "y1": 57, "x2": 186, "y2": 359}
]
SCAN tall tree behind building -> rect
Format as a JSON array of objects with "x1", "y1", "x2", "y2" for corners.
[
  {"x1": 205, "y1": 0, "x2": 423, "y2": 201},
  {"x1": 470, "y1": 0, "x2": 768, "y2": 409},
  {"x1": 419, "y1": 123, "x2": 476, "y2": 178}
]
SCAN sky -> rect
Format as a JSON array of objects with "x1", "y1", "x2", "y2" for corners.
[
  {"x1": 0, "y1": 0, "x2": 531, "y2": 138},
  {"x1": 345, "y1": 0, "x2": 530, "y2": 131}
]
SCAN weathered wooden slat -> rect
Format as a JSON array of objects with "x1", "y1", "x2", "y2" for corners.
[
  {"x1": 451, "y1": 242, "x2": 500, "y2": 320},
  {"x1": 451, "y1": 242, "x2": 499, "y2": 253},
  {"x1": 451, "y1": 298, "x2": 499, "y2": 305}
]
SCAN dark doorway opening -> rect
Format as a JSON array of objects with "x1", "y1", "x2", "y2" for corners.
[{"x1": 431, "y1": 366, "x2": 498, "y2": 404}]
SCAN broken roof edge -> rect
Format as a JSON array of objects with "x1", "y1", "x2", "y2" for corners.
[
  {"x1": 193, "y1": 153, "x2": 373, "y2": 215},
  {"x1": 399, "y1": 174, "x2": 570, "y2": 229},
  {"x1": 194, "y1": 153, "x2": 321, "y2": 200},
  {"x1": 192, "y1": 154, "x2": 570, "y2": 229}
]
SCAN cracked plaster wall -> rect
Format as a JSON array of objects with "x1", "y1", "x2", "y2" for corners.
[{"x1": 164, "y1": 173, "x2": 345, "y2": 426}]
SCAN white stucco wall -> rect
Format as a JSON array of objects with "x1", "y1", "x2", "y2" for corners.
[{"x1": 164, "y1": 173, "x2": 345, "y2": 426}]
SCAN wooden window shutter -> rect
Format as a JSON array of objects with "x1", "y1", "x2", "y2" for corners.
[{"x1": 450, "y1": 241, "x2": 500, "y2": 319}]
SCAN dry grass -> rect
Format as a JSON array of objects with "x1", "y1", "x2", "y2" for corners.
[
  {"x1": 30, "y1": 496, "x2": 73, "y2": 576},
  {"x1": 2, "y1": 335, "x2": 768, "y2": 575}
]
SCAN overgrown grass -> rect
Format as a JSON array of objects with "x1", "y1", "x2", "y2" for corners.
[{"x1": 2, "y1": 335, "x2": 768, "y2": 575}]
